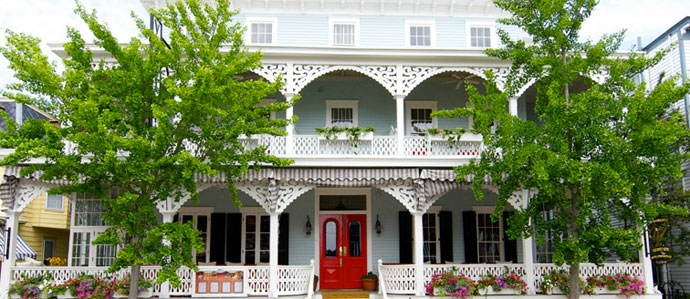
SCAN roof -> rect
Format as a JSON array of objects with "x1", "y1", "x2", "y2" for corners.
[{"x1": 642, "y1": 16, "x2": 690, "y2": 51}]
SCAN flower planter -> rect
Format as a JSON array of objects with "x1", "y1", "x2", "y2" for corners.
[
  {"x1": 544, "y1": 288, "x2": 565, "y2": 295},
  {"x1": 433, "y1": 287, "x2": 448, "y2": 296},
  {"x1": 481, "y1": 286, "x2": 521, "y2": 295},
  {"x1": 362, "y1": 278, "x2": 377, "y2": 291},
  {"x1": 318, "y1": 131, "x2": 373, "y2": 141},
  {"x1": 592, "y1": 286, "x2": 618, "y2": 294}
]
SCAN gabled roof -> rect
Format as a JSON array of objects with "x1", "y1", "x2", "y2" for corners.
[{"x1": 642, "y1": 16, "x2": 690, "y2": 52}]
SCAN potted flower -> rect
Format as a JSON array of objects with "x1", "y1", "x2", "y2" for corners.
[
  {"x1": 615, "y1": 273, "x2": 645, "y2": 298},
  {"x1": 425, "y1": 270, "x2": 476, "y2": 298},
  {"x1": 115, "y1": 278, "x2": 154, "y2": 298},
  {"x1": 9, "y1": 273, "x2": 52, "y2": 299},
  {"x1": 540, "y1": 269, "x2": 568, "y2": 295},
  {"x1": 65, "y1": 275, "x2": 118, "y2": 299},
  {"x1": 46, "y1": 257, "x2": 67, "y2": 266},
  {"x1": 586, "y1": 274, "x2": 619, "y2": 294},
  {"x1": 361, "y1": 272, "x2": 378, "y2": 291},
  {"x1": 477, "y1": 271, "x2": 527, "y2": 295}
]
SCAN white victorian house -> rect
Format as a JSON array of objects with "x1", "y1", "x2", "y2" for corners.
[{"x1": 0, "y1": 0, "x2": 660, "y2": 298}]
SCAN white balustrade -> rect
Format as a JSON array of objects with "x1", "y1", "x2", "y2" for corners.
[
  {"x1": 404, "y1": 136, "x2": 483, "y2": 157},
  {"x1": 12, "y1": 263, "x2": 315, "y2": 298},
  {"x1": 424, "y1": 263, "x2": 525, "y2": 281},
  {"x1": 378, "y1": 263, "x2": 416, "y2": 295},
  {"x1": 533, "y1": 262, "x2": 644, "y2": 290}
]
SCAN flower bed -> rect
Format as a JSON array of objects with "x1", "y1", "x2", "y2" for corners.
[
  {"x1": 425, "y1": 267, "x2": 527, "y2": 298},
  {"x1": 540, "y1": 270, "x2": 645, "y2": 298},
  {"x1": 9, "y1": 274, "x2": 153, "y2": 299}
]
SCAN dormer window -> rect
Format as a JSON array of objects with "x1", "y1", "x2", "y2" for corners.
[
  {"x1": 406, "y1": 20, "x2": 435, "y2": 47},
  {"x1": 247, "y1": 17, "x2": 277, "y2": 45},
  {"x1": 330, "y1": 18, "x2": 359, "y2": 47}
]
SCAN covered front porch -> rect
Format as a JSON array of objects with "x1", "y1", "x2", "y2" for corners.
[{"x1": 1, "y1": 166, "x2": 658, "y2": 298}]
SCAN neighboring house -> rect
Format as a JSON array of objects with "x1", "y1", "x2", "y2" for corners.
[
  {"x1": 642, "y1": 17, "x2": 690, "y2": 296},
  {"x1": 0, "y1": 1, "x2": 659, "y2": 298},
  {"x1": 0, "y1": 98, "x2": 67, "y2": 264}
]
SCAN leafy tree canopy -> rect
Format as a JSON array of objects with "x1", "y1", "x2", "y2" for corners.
[
  {"x1": 0, "y1": 0, "x2": 296, "y2": 297},
  {"x1": 433, "y1": 0, "x2": 690, "y2": 297}
]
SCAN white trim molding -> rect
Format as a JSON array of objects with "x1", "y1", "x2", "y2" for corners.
[
  {"x1": 405, "y1": 100, "x2": 438, "y2": 135},
  {"x1": 246, "y1": 16, "x2": 278, "y2": 46},
  {"x1": 325, "y1": 100, "x2": 359, "y2": 127},
  {"x1": 329, "y1": 18, "x2": 360, "y2": 47},
  {"x1": 466, "y1": 21, "x2": 497, "y2": 49}
]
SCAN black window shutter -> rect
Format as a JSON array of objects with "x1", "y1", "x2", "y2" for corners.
[
  {"x1": 439, "y1": 211, "x2": 453, "y2": 263},
  {"x1": 279, "y1": 213, "x2": 289, "y2": 265},
  {"x1": 399, "y1": 211, "x2": 413, "y2": 263},
  {"x1": 210, "y1": 213, "x2": 227, "y2": 264},
  {"x1": 226, "y1": 213, "x2": 242, "y2": 263},
  {"x1": 173, "y1": 213, "x2": 178, "y2": 224},
  {"x1": 503, "y1": 212, "x2": 518, "y2": 263},
  {"x1": 462, "y1": 211, "x2": 477, "y2": 263}
]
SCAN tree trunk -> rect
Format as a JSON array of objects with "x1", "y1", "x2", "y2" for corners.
[
  {"x1": 569, "y1": 262, "x2": 580, "y2": 299},
  {"x1": 129, "y1": 264, "x2": 141, "y2": 299}
]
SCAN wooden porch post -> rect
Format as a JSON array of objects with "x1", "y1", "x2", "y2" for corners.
[
  {"x1": 159, "y1": 211, "x2": 176, "y2": 298},
  {"x1": 412, "y1": 212, "x2": 425, "y2": 296},
  {"x1": 520, "y1": 189, "x2": 536, "y2": 295},
  {"x1": 285, "y1": 93, "x2": 296, "y2": 156},
  {"x1": 0, "y1": 211, "x2": 20, "y2": 297},
  {"x1": 639, "y1": 230, "x2": 656, "y2": 294},
  {"x1": 509, "y1": 97, "x2": 519, "y2": 116},
  {"x1": 395, "y1": 95, "x2": 405, "y2": 156},
  {"x1": 269, "y1": 213, "x2": 280, "y2": 297}
]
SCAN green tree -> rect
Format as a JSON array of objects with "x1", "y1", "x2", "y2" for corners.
[
  {"x1": 0, "y1": 0, "x2": 296, "y2": 298},
  {"x1": 433, "y1": 0, "x2": 690, "y2": 297}
]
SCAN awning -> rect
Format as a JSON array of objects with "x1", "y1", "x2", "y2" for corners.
[{"x1": 0, "y1": 233, "x2": 38, "y2": 260}]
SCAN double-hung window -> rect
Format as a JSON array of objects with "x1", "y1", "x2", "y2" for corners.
[
  {"x1": 474, "y1": 206, "x2": 503, "y2": 263},
  {"x1": 468, "y1": 23, "x2": 494, "y2": 48},
  {"x1": 241, "y1": 207, "x2": 270, "y2": 264},
  {"x1": 406, "y1": 20, "x2": 434, "y2": 47},
  {"x1": 330, "y1": 18, "x2": 358, "y2": 47},
  {"x1": 247, "y1": 17, "x2": 277, "y2": 45},
  {"x1": 422, "y1": 206, "x2": 441, "y2": 263},
  {"x1": 326, "y1": 100, "x2": 358, "y2": 127},
  {"x1": 406, "y1": 101, "x2": 437, "y2": 136}
]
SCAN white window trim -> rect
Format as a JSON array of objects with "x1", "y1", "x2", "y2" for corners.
[
  {"x1": 240, "y1": 207, "x2": 270, "y2": 265},
  {"x1": 329, "y1": 18, "x2": 359, "y2": 47},
  {"x1": 45, "y1": 193, "x2": 64, "y2": 211},
  {"x1": 422, "y1": 206, "x2": 442, "y2": 263},
  {"x1": 466, "y1": 21, "x2": 497, "y2": 49},
  {"x1": 68, "y1": 195, "x2": 118, "y2": 267},
  {"x1": 473, "y1": 206, "x2": 504, "y2": 262},
  {"x1": 325, "y1": 100, "x2": 359, "y2": 127},
  {"x1": 178, "y1": 207, "x2": 213, "y2": 264},
  {"x1": 405, "y1": 19, "x2": 435, "y2": 47},
  {"x1": 246, "y1": 17, "x2": 277, "y2": 46},
  {"x1": 406, "y1": 101, "x2": 437, "y2": 136}
]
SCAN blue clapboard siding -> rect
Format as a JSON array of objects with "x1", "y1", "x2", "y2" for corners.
[
  {"x1": 436, "y1": 18, "x2": 466, "y2": 48},
  {"x1": 294, "y1": 76, "x2": 396, "y2": 135},
  {"x1": 359, "y1": 15, "x2": 406, "y2": 47},
  {"x1": 370, "y1": 189, "x2": 406, "y2": 273},
  {"x1": 277, "y1": 14, "x2": 329, "y2": 46},
  {"x1": 284, "y1": 190, "x2": 316, "y2": 265}
]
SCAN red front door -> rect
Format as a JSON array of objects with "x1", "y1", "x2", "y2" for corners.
[{"x1": 319, "y1": 214, "x2": 367, "y2": 289}]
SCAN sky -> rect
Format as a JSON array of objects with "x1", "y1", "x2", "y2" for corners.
[{"x1": 0, "y1": 0, "x2": 689, "y2": 91}]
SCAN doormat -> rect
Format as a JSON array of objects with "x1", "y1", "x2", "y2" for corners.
[{"x1": 320, "y1": 289, "x2": 372, "y2": 299}]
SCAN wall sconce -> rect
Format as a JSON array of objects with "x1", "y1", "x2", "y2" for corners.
[
  {"x1": 306, "y1": 215, "x2": 312, "y2": 235},
  {"x1": 375, "y1": 215, "x2": 382, "y2": 234}
]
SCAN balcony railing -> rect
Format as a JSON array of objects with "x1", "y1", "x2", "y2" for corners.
[{"x1": 239, "y1": 133, "x2": 483, "y2": 158}]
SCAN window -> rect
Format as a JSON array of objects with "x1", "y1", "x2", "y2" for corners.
[
  {"x1": 330, "y1": 18, "x2": 359, "y2": 47},
  {"x1": 406, "y1": 20, "x2": 434, "y2": 47},
  {"x1": 45, "y1": 193, "x2": 63, "y2": 211},
  {"x1": 242, "y1": 207, "x2": 270, "y2": 264},
  {"x1": 69, "y1": 193, "x2": 117, "y2": 267},
  {"x1": 43, "y1": 239, "x2": 55, "y2": 260},
  {"x1": 535, "y1": 209, "x2": 555, "y2": 263},
  {"x1": 474, "y1": 207, "x2": 503, "y2": 263},
  {"x1": 326, "y1": 100, "x2": 358, "y2": 127},
  {"x1": 406, "y1": 101, "x2": 437, "y2": 136},
  {"x1": 422, "y1": 206, "x2": 441, "y2": 263},
  {"x1": 247, "y1": 17, "x2": 276, "y2": 45},
  {"x1": 468, "y1": 24, "x2": 493, "y2": 48},
  {"x1": 178, "y1": 207, "x2": 213, "y2": 264}
]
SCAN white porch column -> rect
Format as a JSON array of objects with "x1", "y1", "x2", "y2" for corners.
[
  {"x1": 269, "y1": 213, "x2": 280, "y2": 297},
  {"x1": 509, "y1": 97, "x2": 518, "y2": 116},
  {"x1": 159, "y1": 211, "x2": 176, "y2": 298},
  {"x1": 639, "y1": 230, "x2": 656, "y2": 294},
  {"x1": 395, "y1": 95, "x2": 405, "y2": 156},
  {"x1": 520, "y1": 189, "x2": 535, "y2": 295},
  {"x1": 285, "y1": 93, "x2": 296, "y2": 156},
  {"x1": 0, "y1": 211, "x2": 20, "y2": 297},
  {"x1": 412, "y1": 212, "x2": 425, "y2": 296}
]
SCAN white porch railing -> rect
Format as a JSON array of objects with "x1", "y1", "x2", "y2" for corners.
[
  {"x1": 239, "y1": 134, "x2": 482, "y2": 158},
  {"x1": 378, "y1": 262, "x2": 644, "y2": 297},
  {"x1": 12, "y1": 261, "x2": 315, "y2": 298}
]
